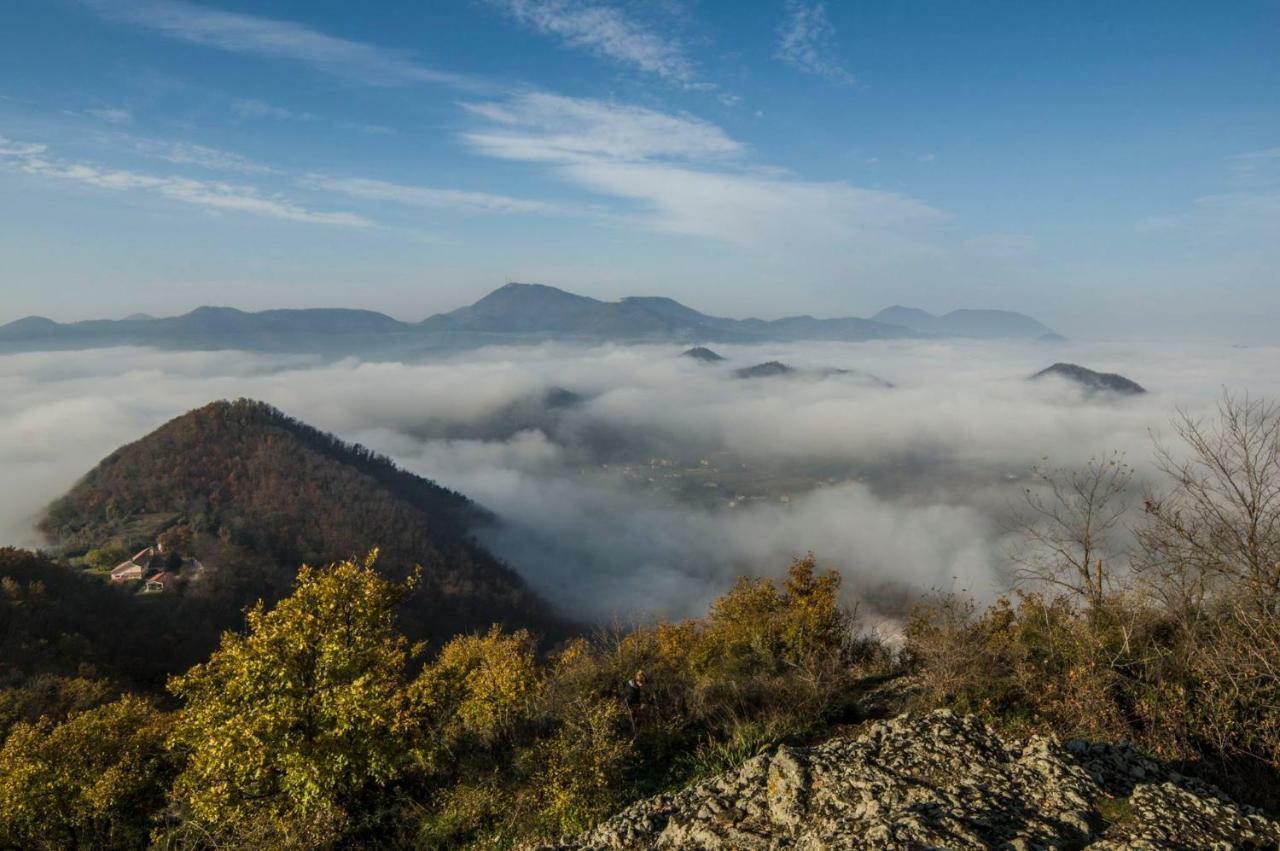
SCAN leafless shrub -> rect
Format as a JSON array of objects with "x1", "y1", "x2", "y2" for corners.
[{"x1": 1010, "y1": 453, "x2": 1134, "y2": 609}]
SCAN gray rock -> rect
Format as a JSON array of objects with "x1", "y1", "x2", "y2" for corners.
[{"x1": 533, "y1": 711, "x2": 1280, "y2": 851}]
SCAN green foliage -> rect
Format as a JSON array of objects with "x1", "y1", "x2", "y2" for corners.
[
  {"x1": 529, "y1": 695, "x2": 631, "y2": 836},
  {"x1": 675, "y1": 720, "x2": 777, "y2": 779},
  {"x1": 412, "y1": 626, "x2": 542, "y2": 763},
  {"x1": 166, "y1": 553, "x2": 417, "y2": 848},
  {"x1": 82, "y1": 546, "x2": 128, "y2": 570},
  {"x1": 0, "y1": 695, "x2": 175, "y2": 850},
  {"x1": 905, "y1": 588, "x2": 1280, "y2": 808},
  {"x1": 904, "y1": 395, "x2": 1280, "y2": 809},
  {"x1": 0, "y1": 674, "x2": 115, "y2": 740},
  {"x1": 406, "y1": 555, "x2": 872, "y2": 848},
  {"x1": 906, "y1": 592, "x2": 1130, "y2": 738}
]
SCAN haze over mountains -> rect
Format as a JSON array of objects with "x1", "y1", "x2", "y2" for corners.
[
  {"x1": 0, "y1": 283, "x2": 1057, "y2": 355},
  {"x1": 871, "y1": 305, "x2": 1055, "y2": 339}
]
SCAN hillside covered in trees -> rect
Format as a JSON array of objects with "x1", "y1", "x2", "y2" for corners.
[{"x1": 39, "y1": 399, "x2": 567, "y2": 643}]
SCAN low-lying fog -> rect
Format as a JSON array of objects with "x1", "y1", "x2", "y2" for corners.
[{"x1": 3, "y1": 339, "x2": 1278, "y2": 623}]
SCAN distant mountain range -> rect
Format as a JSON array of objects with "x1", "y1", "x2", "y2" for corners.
[
  {"x1": 0, "y1": 282, "x2": 1058, "y2": 355},
  {"x1": 871, "y1": 305, "x2": 1055, "y2": 339}
]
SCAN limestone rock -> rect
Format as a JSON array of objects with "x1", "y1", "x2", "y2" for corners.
[{"x1": 532, "y1": 711, "x2": 1280, "y2": 851}]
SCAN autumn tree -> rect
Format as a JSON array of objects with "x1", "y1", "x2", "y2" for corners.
[
  {"x1": 166, "y1": 553, "x2": 417, "y2": 849},
  {"x1": 410, "y1": 625, "x2": 542, "y2": 770},
  {"x1": 0, "y1": 695, "x2": 174, "y2": 850}
]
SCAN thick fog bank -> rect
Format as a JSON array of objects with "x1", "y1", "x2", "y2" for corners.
[{"x1": 2, "y1": 339, "x2": 1278, "y2": 622}]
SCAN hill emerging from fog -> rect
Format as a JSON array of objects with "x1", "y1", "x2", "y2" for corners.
[
  {"x1": 1031, "y1": 363, "x2": 1147, "y2": 396},
  {"x1": 682, "y1": 346, "x2": 726, "y2": 362},
  {"x1": 40, "y1": 399, "x2": 568, "y2": 642},
  {"x1": 0, "y1": 283, "x2": 1058, "y2": 354}
]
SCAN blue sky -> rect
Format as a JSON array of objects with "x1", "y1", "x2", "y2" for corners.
[{"x1": 1, "y1": 0, "x2": 1277, "y2": 337}]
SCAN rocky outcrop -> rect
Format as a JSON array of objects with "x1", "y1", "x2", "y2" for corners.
[{"x1": 536, "y1": 711, "x2": 1279, "y2": 850}]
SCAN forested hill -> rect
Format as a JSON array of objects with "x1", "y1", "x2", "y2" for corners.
[{"x1": 40, "y1": 399, "x2": 567, "y2": 642}]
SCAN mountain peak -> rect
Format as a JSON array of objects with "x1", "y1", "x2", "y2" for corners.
[
  {"x1": 872, "y1": 305, "x2": 1054, "y2": 338},
  {"x1": 485, "y1": 282, "x2": 596, "y2": 303},
  {"x1": 734, "y1": 361, "x2": 796, "y2": 379},
  {"x1": 185, "y1": 305, "x2": 248, "y2": 318},
  {"x1": 682, "y1": 346, "x2": 725, "y2": 362},
  {"x1": 1031, "y1": 363, "x2": 1146, "y2": 396},
  {"x1": 0, "y1": 315, "x2": 61, "y2": 335},
  {"x1": 872, "y1": 305, "x2": 938, "y2": 323}
]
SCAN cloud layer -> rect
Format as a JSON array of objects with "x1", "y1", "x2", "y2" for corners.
[{"x1": 4, "y1": 339, "x2": 1278, "y2": 624}]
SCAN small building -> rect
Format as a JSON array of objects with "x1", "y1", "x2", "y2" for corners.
[
  {"x1": 109, "y1": 560, "x2": 146, "y2": 582},
  {"x1": 143, "y1": 571, "x2": 177, "y2": 594},
  {"x1": 131, "y1": 543, "x2": 164, "y2": 570}
]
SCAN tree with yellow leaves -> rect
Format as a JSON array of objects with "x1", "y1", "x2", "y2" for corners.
[
  {"x1": 0, "y1": 694, "x2": 174, "y2": 850},
  {"x1": 166, "y1": 553, "x2": 416, "y2": 849},
  {"x1": 411, "y1": 625, "x2": 542, "y2": 766}
]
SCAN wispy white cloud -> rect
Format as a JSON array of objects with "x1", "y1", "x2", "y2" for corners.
[
  {"x1": 230, "y1": 98, "x2": 316, "y2": 123},
  {"x1": 1138, "y1": 147, "x2": 1280, "y2": 236},
  {"x1": 1231, "y1": 146, "x2": 1280, "y2": 161},
  {"x1": 303, "y1": 173, "x2": 572, "y2": 216},
  {"x1": 229, "y1": 98, "x2": 394, "y2": 136},
  {"x1": 0, "y1": 137, "x2": 48, "y2": 158},
  {"x1": 560, "y1": 159, "x2": 944, "y2": 246},
  {"x1": 482, "y1": 0, "x2": 702, "y2": 87},
  {"x1": 461, "y1": 92, "x2": 742, "y2": 162},
  {"x1": 460, "y1": 93, "x2": 945, "y2": 248},
  {"x1": 87, "y1": 107, "x2": 133, "y2": 124},
  {"x1": 1194, "y1": 191, "x2": 1280, "y2": 232},
  {"x1": 82, "y1": 0, "x2": 474, "y2": 88},
  {"x1": 0, "y1": 134, "x2": 369, "y2": 227},
  {"x1": 1228, "y1": 146, "x2": 1280, "y2": 187},
  {"x1": 1135, "y1": 214, "x2": 1181, "y2": 233},
  {"x1": 776, "y1": 0, "x2": 856, "y2": 85},
  {"x1": 337, "y1": 120, "x2": 397, "y2": 136},
  {"x1": 131, "y1": 138, "x2": 277, "y2": 174},
  {"x1": 964, "y1": 233, "x2": 1039, "y2": 261}
]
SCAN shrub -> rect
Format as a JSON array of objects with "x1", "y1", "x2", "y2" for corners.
[
  {"x1": 411, "y1": 626, "x2": 542, "y2": 773},
  {"x1": 166, "y1": 553, "x2": 416, "y2": 849},
  {"x1": 0, "y1": 695, "x2": 175, "y2": 850}
]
